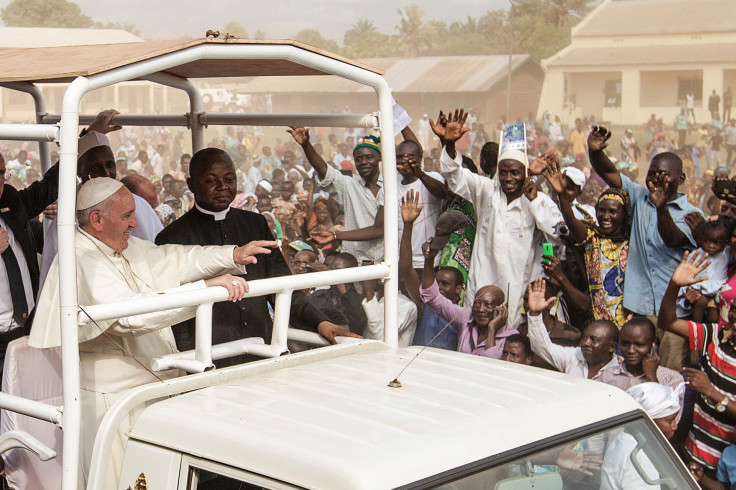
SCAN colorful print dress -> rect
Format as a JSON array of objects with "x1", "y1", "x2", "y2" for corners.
[{"x1": 582, "y1": 228, "x2": 629, "y2": 328}]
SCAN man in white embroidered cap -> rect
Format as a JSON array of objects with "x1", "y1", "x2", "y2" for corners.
[
  {"x1": 29, "y1": 176, "x2": 277, "y2": 487},
  {"x1": 435, "y1": 108, "x2": 562, "y2": 327}
]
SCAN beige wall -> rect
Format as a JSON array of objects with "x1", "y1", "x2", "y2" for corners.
[
  {"x1": 0, "y1": 82, "x2": 191, "y2": 123},
  {"x1": 568, "y1": 71, "x2": 621, "y2": 120},
  {"x1": 640, "y1": 70, "x2": 690, "y2": 107},
  {"x1": 540, "y1": 64, "x2": 736, "y2": 126}
]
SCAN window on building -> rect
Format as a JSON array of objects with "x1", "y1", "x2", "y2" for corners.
[
  {"x1": 604, "y1": 79, "x2": 621, "y2": 107},
  {"x1": 678, "y1": 76, "x2": 703, "y2": 102}
]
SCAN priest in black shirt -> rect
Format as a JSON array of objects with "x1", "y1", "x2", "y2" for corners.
[{"x1": 156, "y1": 148, "x2": 357, "y2": 366}]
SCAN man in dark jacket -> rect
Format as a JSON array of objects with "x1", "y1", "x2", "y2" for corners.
[
  {"x1": 0, "y1": 155, "x2": 58, "y2": 371},
  {"x1": 156, "y1": 148, "x2": 356, "y2": 367}
]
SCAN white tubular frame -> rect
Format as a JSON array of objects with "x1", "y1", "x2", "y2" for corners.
[
  {"x1": 199, "y1": 112, "x2": 379, "y2": 128},
  {"x1": 0, "y1": 82, "x2": 53, "y2": 173},
  {"x1": 0, "y1": 123, "x2": 58, "y2": 142},
  {"x1": 0, "y1": 42, "x2": 398, "y2": 490},
  {"x1": 41, "y1": 113, "x2": 190, "y2": 127}
]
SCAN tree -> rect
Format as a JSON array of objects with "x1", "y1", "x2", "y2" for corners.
[
  {"x1": 512, "y1": 0, "x2": 591, "y2": 28},
  {"x1": 224, "y1": 21, "x2": 248, "y2": 39},
  {"x1": 343, "y1": 19, "x2": 392, "y2": 58},
  {"x1": 505, "y1": 0, "x2": 591, "y2": 59},
  {"x1": 395, "y1": 4, "x2": 433, "y2": 57},
  {"x1": 294, "y1": 28, "x2": 340, "y2": 53},
  {"x1": 2, "y1": 0, "x2": 93, "y2": 28}
]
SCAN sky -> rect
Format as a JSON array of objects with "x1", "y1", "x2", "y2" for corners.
[{"x1": 0, "y1": 0, "x2": 511, "y2": 42}]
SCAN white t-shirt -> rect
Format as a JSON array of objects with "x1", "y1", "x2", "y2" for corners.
[{"x1": 378, "y1": 172, "x2": 444, "y2": 269}]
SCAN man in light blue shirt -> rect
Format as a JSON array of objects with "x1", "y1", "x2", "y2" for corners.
[{"x1": 588, "y1": 125, "x2": 701, "y2": 372}]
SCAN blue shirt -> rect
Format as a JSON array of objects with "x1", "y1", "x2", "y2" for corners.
[
  {"x1": 717, "y1": 445, "x2": 736, "y2": 489},
  {"x1": 412, "y1": 304, "x2": 458, "y2": 351},
  {"x1": 621, "y1": 174, "x2": 700, "y2": 315}
]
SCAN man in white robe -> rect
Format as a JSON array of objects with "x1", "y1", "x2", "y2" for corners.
[
  {"x1": 29, "y1": 177, "x2": 275, "y2": 487},
  {"x1": 438, "y1": 109, "x2": 562, "y2": 327}
]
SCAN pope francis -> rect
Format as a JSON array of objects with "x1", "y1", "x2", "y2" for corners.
[{"x1": 29, "y1": 177, "x2": 276, "y2": 487}]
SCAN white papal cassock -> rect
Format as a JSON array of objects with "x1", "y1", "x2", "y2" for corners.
[{"x1": 29, "y1": 227, "x2": 244, "y2": 488}]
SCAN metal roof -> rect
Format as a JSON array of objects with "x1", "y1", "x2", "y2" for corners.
[
  {"x1": 574, "y1": 0, "x2": 736, "y2": 37},
  {"x1": 128, "y1": 342, "x2": 641, "y2": 489},
  {"x1": 0, "y1": 26, "x2": 144, "y2": 47},
  {"x1": 0, "y1": 38, "x2": 383, "y2": 83},
  {"x1": 547, "y1": 42, "x2": 736, "y2": 67},
  {"x1": 238, "y1": 54, "x2": 535, "y2": 94}
]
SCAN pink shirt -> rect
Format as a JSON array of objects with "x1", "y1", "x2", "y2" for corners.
[
  {"x1": 716, "y1": 263, "x2": 736, "y2": 331},
  {"x1": 420, "y1": 281, "x2": 518, "y2": 359}
]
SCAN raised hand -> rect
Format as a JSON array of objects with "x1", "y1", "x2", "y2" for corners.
[
  {"x1": 442, "y1": 109, "x2": 469, "y2": 143},
  {"x1": 544, "y1": 157, "x2": 568, "y2": 196},
  {"x1": 401, "y1": 189, "x2": 424, "y2": 224},
  {"x1": 526, "y1": 279, "x2": 556, "y2": 315},
  {"x1": 671, "y1": 250, "x2": 711, "y2": 287},
  {"x1": 87, "y1": 109, "x2": 122, "y2": 134},
  {"x1": 421, "y1": 238, "x2": 438, "y2": 261},
  {"x1": 429, "y1": 110, "x2": 447, "y2": 143},
  {"x1": 529, "y1": 150, "x2": 558, "y2": 176},
  {"x1": 642, "y1": 346, "x2": 660, "y2": 382},
  {"x1": 287, "y1": 126, "x2": 310, "y2": 146},
  {"x1": 523, "y1": 178, "x2": 538, "y2": 201},
  {"x1": 587, "y1": 125, "x2": 611, "y2": 152},
  {"x1": 646, "y1": 172, "x2": 670, "y2": 209}
]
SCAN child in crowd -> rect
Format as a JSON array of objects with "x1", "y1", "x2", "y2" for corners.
[{"x1": 677, "y1": 219, "x2": 731, "y2": 323}]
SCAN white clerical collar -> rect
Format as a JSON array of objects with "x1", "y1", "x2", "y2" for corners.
[
  {"x1": 195, "y1": 202, "x2": 230, "y2": 221},
  {"x1": 77, "y1": 226, "x2": 119, "y2": 257}
]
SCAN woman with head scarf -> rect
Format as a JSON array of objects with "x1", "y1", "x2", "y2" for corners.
[{"x1": 545, "y1": 155, "x2": 632, "y2": 328}]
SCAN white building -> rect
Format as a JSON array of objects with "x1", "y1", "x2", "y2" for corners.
[{"x1": 537, "y1": 0, "x2": 736, "y2": 126}]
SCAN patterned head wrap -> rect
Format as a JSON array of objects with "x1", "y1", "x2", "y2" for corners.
[
  {"x1": 591, "y1": 187, "x2": 632, "y2": 242},
  {"x1": 155, "y1": 204, "x2": 175, "y2": 220}
]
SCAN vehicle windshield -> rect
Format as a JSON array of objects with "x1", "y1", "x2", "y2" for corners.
[{"x1": 432, "y1": 418, "x2": 694, "y2": 490}]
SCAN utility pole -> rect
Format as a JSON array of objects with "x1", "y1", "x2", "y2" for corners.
[{"x1": 506, "y1": 38, "x2": 513, "y2": 123}]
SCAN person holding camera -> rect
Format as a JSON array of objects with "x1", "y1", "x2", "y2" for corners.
[{"x1": 543, "y1": 153, "x2": 632, "y2": 329}]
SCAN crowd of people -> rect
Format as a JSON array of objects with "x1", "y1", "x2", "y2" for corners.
[{"x1": 6, "y1": 99, "x2": 736, "y2": 487}]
